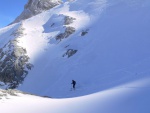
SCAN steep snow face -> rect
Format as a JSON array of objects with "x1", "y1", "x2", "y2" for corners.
[
  {"x1": 12, "y1": 0, "x2": 62, "y2": 24},
  {"x1": 16, "y1": 0, "x2": 150, "y2": 98},
  {"x1": 0, "y1": 0, "x2": 150, "y2": 99}
]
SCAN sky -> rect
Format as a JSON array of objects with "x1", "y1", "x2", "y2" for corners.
[{"x1": 0, "y1": 0, "x2": 27, "y2": 28}]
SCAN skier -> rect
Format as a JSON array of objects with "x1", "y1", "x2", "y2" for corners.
[{"x1": 71, "y1": 80, "x2": 76, "y2": 89}]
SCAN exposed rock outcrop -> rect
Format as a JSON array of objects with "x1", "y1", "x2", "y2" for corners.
[
  {"x1": 63, "y1": 49, "x2": 77, "y2": 58},
  {"x1": 0, "y1": 89, "x2": 30, "y2": 99},
  {"x1": 55, "y1": 15, "x2": 76, "y2": 41},
  {"x1": 64, "y1": 16, "x2": 76, "y2": 25},
  {"x1": 81, "y1": 29, "x2": 89, "y2": 36},
  {"x1": 12, "y1": 0, "x2": 62, "y2": 24},
  {"x1": 0, "y1": 24, "x2": 33, "y2": 89},
  {"x1": 56, "y1": 26, "x2": 75, "y2": 41}
]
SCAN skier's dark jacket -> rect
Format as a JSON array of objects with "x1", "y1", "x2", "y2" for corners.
[{"x1": 72, "y1": 80, "x2": 76, "y2": 85}]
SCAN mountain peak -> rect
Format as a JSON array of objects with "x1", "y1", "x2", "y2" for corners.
[{"x1": 12, "y1": 0, "x2": 62, "y2": 24}]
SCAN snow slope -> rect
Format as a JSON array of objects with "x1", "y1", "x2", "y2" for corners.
[
  {"x1": 11, "y1": 0, "x2": 150, "y2": 98},
  {"x1": 0, "y1": 0, "x2": 150, "y2": 96},
  {"x1": 0, "y1": 0, "x2": 150, "y2": 112},
  {"x1": 1, "y1": 79, "x2": 150, "y2": 113}
]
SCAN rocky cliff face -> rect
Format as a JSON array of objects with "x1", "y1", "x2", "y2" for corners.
[
  {"x1": 0, "y1": 0, "x2": 63, "y2": 89},
  {"x1": 12, "y1": 0, "x2": 62, "y2": 24},
  {"x1": 0, "y1": 24, "x2": 33, "y2": 89}
]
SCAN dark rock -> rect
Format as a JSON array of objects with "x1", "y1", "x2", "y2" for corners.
[
  {"x1": 12, "y1": 0, "x2": 62, "y2": 24},
  {"x1": 56, "y1": 26, "x2": 75, "y2": 41},
  {"x1": 81, "y1": 29, "x2": 89, "y2": 36},
  {"x1": 64, "y1": 16, "x2": 76, "y2": 25},
  {"x1": 63, "y1": 49, "x2": 77, "y2": 58},
  {"x1": 0, "y1": 25, "x2": 33, "y2": 89}
]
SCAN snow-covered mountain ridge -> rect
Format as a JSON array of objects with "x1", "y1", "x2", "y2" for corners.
[
  {"x1": 12, "y1": 0, "x2": 62, "y2": 24},
  {"x1": 1, "y1": 0, "x2": 150, "y2": 112},
  {"x1": 0, "y1": 0, "x2": 150, "y2": 100}
]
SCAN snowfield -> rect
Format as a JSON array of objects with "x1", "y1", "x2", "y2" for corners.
[
  {"x1": 1, "y1": 79, "x2": 150, "y2": 113},
  {"x1": 0, "y1": 0, "x2": 150, "y2": 112}
]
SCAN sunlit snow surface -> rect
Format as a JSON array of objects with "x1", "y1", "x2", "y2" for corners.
[
  {"x1": 1, "y1": 78, "x2": 150, "y2": 113},
  {"x1": 0, "y1": 0, "x2": 150, "y2": 112}
]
